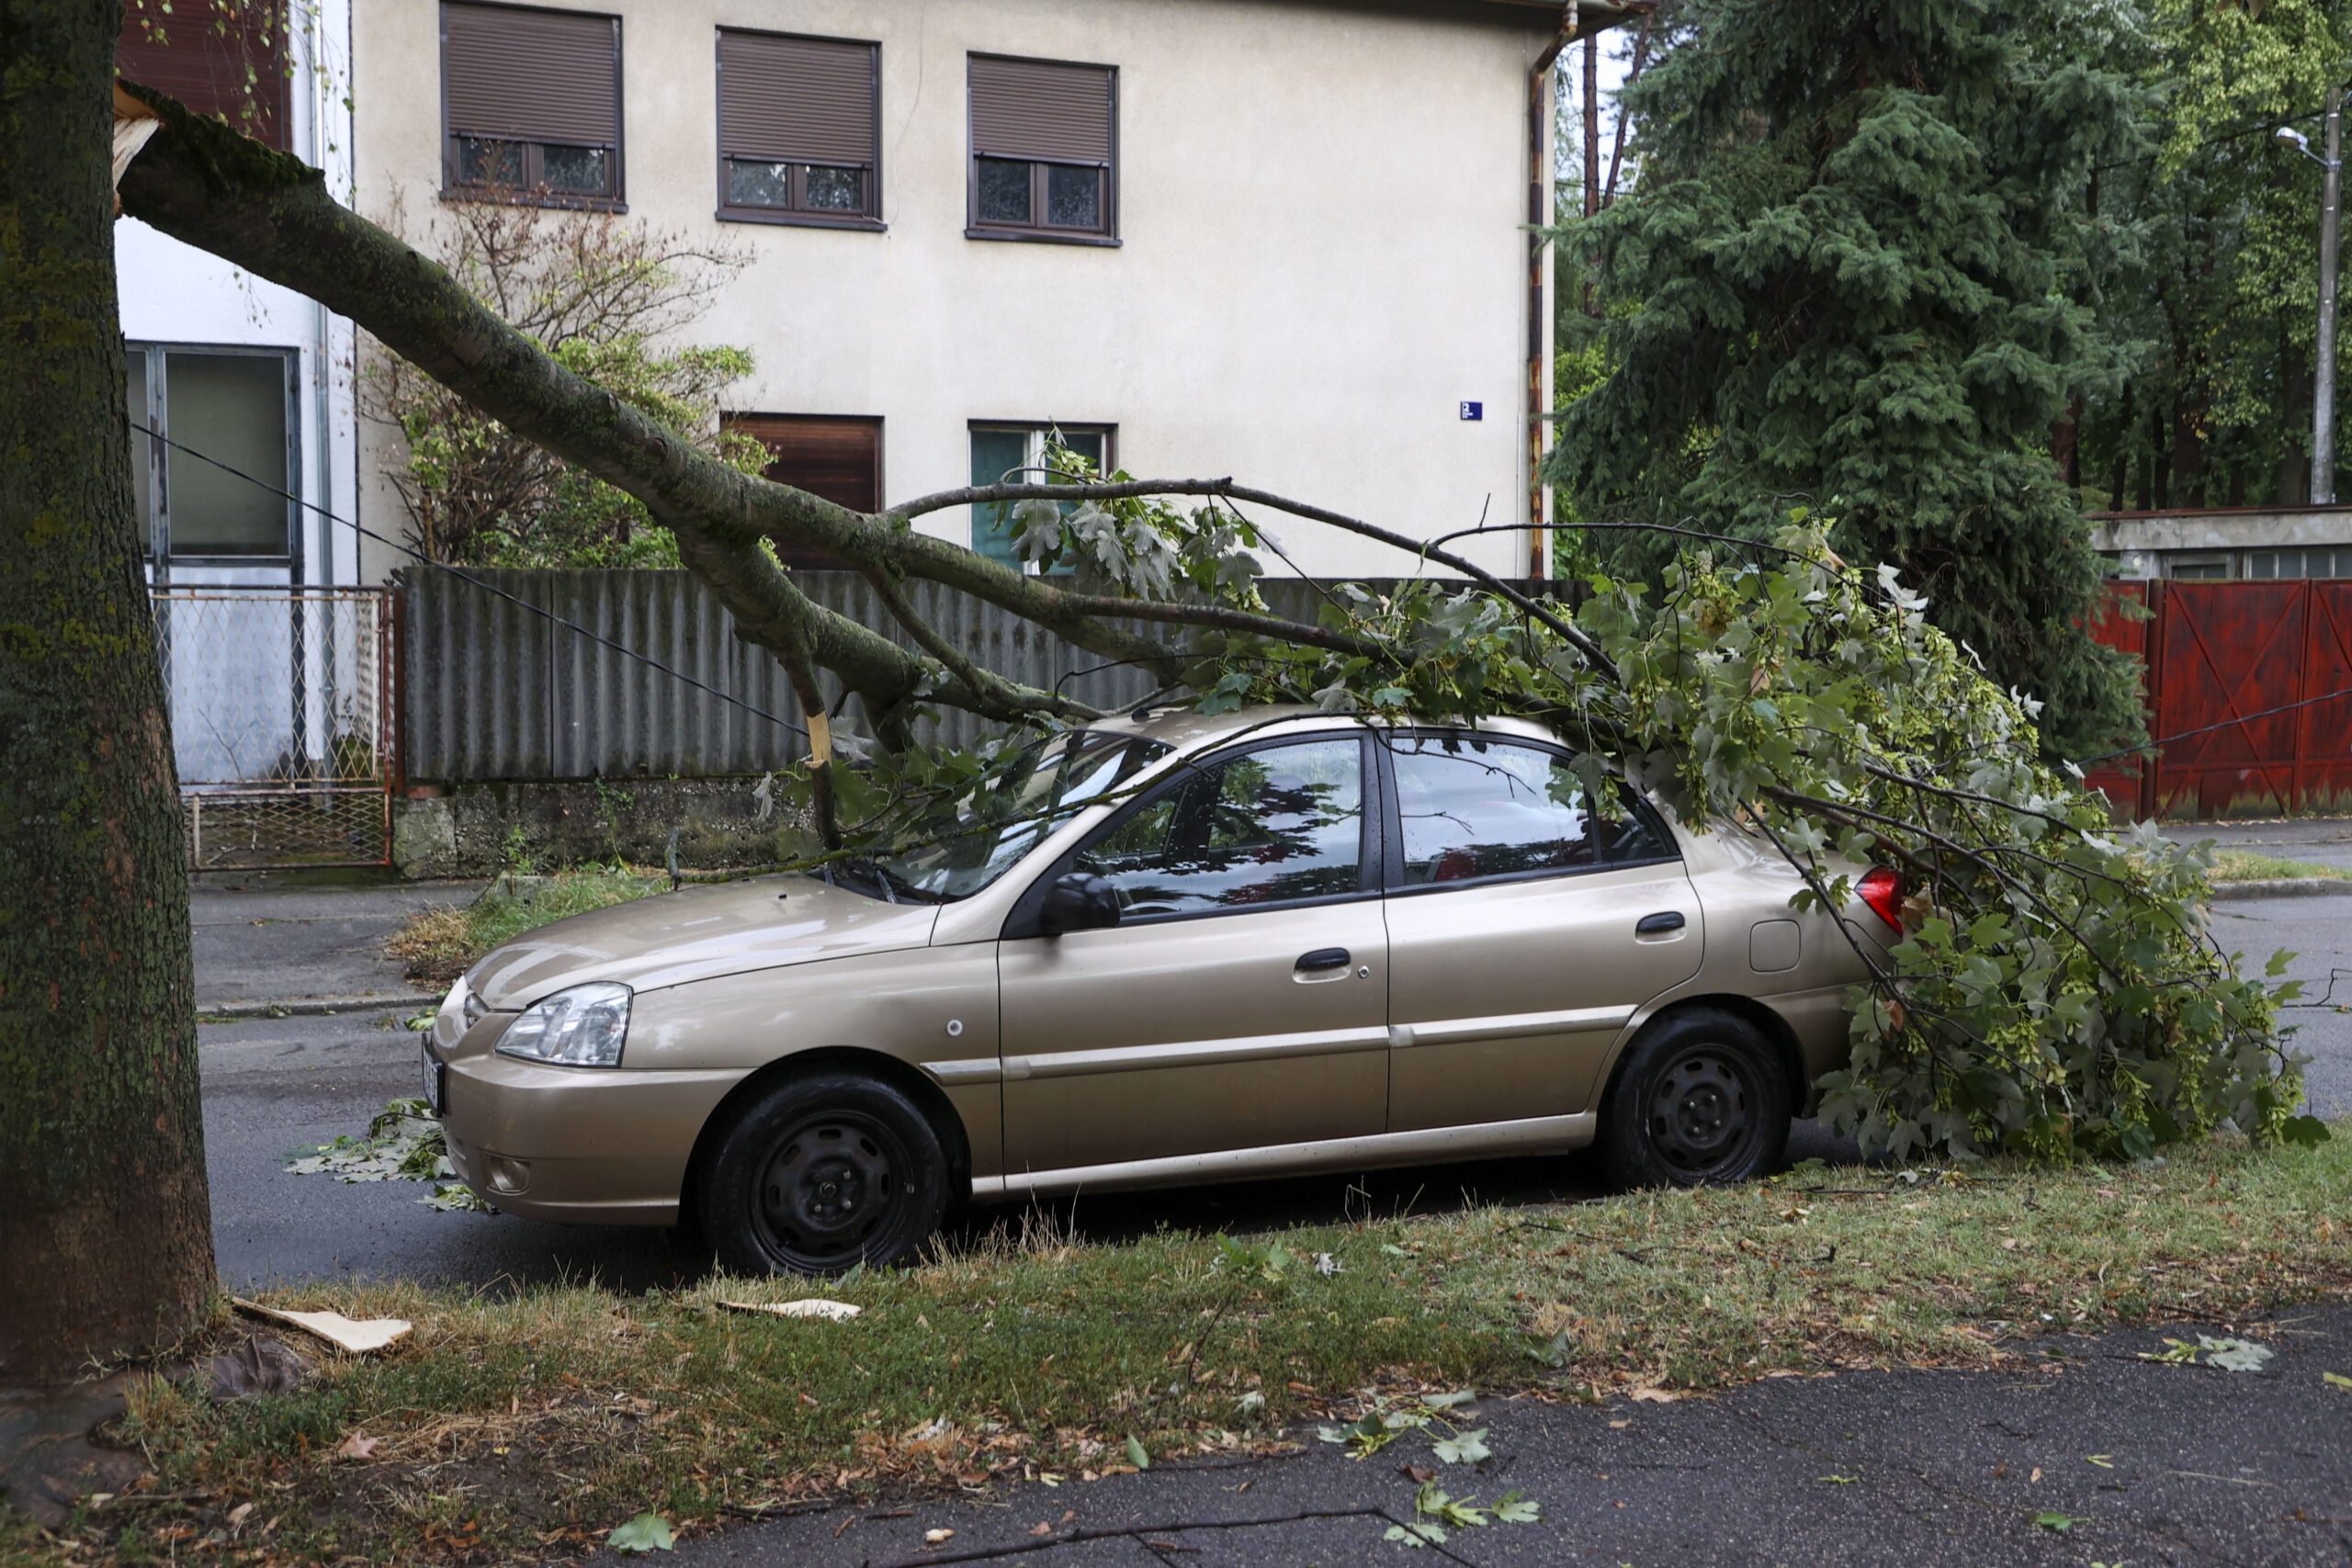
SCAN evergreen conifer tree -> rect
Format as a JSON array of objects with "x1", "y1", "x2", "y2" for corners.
[{"x1": 1551, "y1": 0, "x2": 2144, "y2": 757}]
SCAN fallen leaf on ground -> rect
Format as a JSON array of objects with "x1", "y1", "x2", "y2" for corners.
[
  {"x1": 923, "y1": 1528, "x2": 955, "y2": 1544},
  {"x1": 1399, "y1": 1464, "x2": 1436, "y2": 1483},
  {"x1": 1628, "y1": 1387, "x2": 1681, "y2": 1404},
  {"x1": 2197, "y1": 1336, "x2": 2273, "y2": 1373},
  {"x1": 2324, "y1": 1371, "x2": 2352, "y2": 1392},
  {"x1": 2034, "y1": 1513, "x2": 2075, "y2": 1531},
  {"x1": 232, "y1": 1298, "x2": 411, "y2": 1354},
  {"x1": 1029, "y1": 1522, "x2": 1052, "y2": 1538},
  {"x1": 335, "y1": 1434, "x2": 379, "y2": 1460},
  {"x1": 716, "y1": 1298, "x2": 862, "y2": 1322},
  {"x1": 608, "y1": 1513, "x2": 673, "y2": 1553},
  {"x1": 1126, "y1": 1434, "x2": 1151, "y2": 1471}
]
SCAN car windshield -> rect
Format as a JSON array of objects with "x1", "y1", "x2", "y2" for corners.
[{"x1": 846, "y1": 730, "x2": 1171, "y2": 903}]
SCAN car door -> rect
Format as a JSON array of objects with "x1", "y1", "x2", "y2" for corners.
[
  {"x1": 996, "y1": 733, "x2": 1389, "y2": 1175},
  {"x1": 1378, "y1": 732, "x2": 1702, "y2": 1132}
]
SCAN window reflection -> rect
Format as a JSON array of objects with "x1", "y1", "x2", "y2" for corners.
[{"x1": 1078, "y1": 739, "x2": 1363, "y2": 917}]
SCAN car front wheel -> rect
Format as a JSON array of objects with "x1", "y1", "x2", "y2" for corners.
[
  {"x1": 1598, "y1": 1009, "x2": 1791, "y2": 1189},
  {"x1": 700, "y1": 1072, "x2": 949, "y2": 1276}
]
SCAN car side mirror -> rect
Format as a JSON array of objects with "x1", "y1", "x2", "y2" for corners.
[{"x1": 1038, "y1": 872, "x2": 1121, "y2": 935}]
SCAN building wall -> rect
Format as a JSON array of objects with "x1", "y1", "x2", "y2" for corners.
[
  {"x1": 116, "y1": 0, "x2": 361, "y2": 590},
  {"x1": 352, "y1": 0, "x2": 1559, "y2": 581}
]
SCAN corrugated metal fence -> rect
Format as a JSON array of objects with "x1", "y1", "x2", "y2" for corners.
[{"x1": 401, "y1": 569, "x2": 1483, "y2": 782}]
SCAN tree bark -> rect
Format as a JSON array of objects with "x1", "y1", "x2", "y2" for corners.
[{"x1": 0, "y1": 0, "x2": 213, "y2": 1383}]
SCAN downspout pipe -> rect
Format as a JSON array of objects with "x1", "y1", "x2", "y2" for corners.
[{"x1": 1525, "y1": 6, "x2": 1578, "y2": 579}]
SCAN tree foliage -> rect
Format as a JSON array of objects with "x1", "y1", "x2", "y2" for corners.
[
  {"x1": 361, "y1": 198, "x2": 768, "y2": 567},
  {"x1": 2072, "y1": 0, "x2": 2351, "y2": 513},
  {"x1": 1549, "y1": 0, "x2": 2145, "y2": 760}
]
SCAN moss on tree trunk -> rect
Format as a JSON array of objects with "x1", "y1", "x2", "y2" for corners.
[{"x1": 0, "y1": 0, "x2": 214, "y2": 1382}]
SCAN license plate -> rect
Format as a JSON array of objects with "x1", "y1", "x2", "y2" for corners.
[{"x1": 422, "y1": 1044, "x2": 446, "y2": 1116}]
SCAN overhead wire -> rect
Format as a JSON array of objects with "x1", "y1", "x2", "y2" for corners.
[
  {"x1": 133, "y1": 419, "x2": 2352, "y2": 785},
  {"x1": 131, "y1": 419, "x2": 809, "y2": 739}
]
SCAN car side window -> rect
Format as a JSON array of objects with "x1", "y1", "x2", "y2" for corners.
[
  {"x1": 1072, "y1": 737, "x2": 1365, "y2": 918},
  {"x1": 1387, "y1": 735, "x2": 1677, "y2": 887},
  {"x1": 1391, "y1": 737, "x2": 1594, "y2": 886}
]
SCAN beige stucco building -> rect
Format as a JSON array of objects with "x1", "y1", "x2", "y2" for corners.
[{"x1": 353, "y1": 0, "x2": 1628, "y2": 581}]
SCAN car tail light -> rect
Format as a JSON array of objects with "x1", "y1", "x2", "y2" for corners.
[{"x1": 1858, "y1": 866, "x2": 1903, "y2": 933}]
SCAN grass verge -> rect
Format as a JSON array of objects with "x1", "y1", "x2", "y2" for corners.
[
  {"x1": 387, "y1": 869, "x2": 667, "y2": 986},
  {"x1": 21, "y1": 1130, "x2": 2350, "y2": 1565},
  {"x1": 2208, "y1": 849, "x2": 2352, "y2": 883}
]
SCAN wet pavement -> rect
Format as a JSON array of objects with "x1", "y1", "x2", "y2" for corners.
[{"x1": 664, "y1": 1306, "x2": 2352, "y2": 1568}]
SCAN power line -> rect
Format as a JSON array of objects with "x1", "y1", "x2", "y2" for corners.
[
  {"x1": 2074, "y1": 678, "x2": 2352, "y2": 767},
  {"x1": 131, "y1": 419, "x2": 809, "y2": 741}
]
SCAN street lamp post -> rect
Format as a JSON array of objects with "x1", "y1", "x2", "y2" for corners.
[{"x1": 2280, "y1": 86, "x2": 2344, "y2": 504}]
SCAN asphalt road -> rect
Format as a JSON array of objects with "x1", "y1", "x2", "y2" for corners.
[
  {"x1": 662, "y1": 1305, "x2": 2352, "y2": 1568},
  {"x1": 189, "y1": 869, "x2": 476, "y2": 1010}
]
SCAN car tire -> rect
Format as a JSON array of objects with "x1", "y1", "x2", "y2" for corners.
[
  {"x1": 700, "y1": 1072, "x2": 949, "y2": 1277},
  {"x1": 1598, "y1": 1009, "x2": 1791, "y2": 1190}
]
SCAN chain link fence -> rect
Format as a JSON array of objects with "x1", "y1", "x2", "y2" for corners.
[{"x1": 153, "y1": 587, "x2": 396, "y2": 868}]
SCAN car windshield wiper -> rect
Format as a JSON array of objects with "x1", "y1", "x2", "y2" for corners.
[{"x1": 820, "y1": 858, "x2": 946, "y2": 905}]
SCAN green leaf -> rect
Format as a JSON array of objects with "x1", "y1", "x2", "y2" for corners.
[
  {"x1": 609, "y1": 1513, "x2": 674, "y2": 1553},
  {"x1": 1125, "y1": 1434, "x2": 1150, "y2": 1471},
  {"x1": 2279, "y1": 1115, "x2": 2333, "y2": 1147},
  {"x1": 2033, "y1": 1513, "x2": 2075, "y2": 1532},
  {"x1": 1493, "y1": 1491, "x2": 1542, "y2": 1524},
  {"x1": 1430, "y1": 1427, "x2": 1491, "y2": 1464},
  {"x1": 2320, "y1": 1371, "x2": 2351, "y2": 1392}
]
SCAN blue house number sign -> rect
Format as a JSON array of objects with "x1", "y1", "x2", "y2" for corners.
[{"x1": 1459, "y1": 401, "x2": 1483, "y2": 421}]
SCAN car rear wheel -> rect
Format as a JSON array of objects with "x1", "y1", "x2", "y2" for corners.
[
  {"x1": 701, "y1": 1072, "x2": 948, "y2": 1276},
  {"x1": 1598, "y1": 1009, "x2": 1791, "y2": 1189}
]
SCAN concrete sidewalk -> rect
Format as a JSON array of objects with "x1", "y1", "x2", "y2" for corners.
[
  {"x1": 671, "y1": 1307, "x2": 2352, "y2": 1568},
  {"x1": 190, "y1": 871, "x2": 479, "y2": 1012}
]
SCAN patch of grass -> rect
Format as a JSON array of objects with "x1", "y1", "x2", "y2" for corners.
[
  {"x1": 2208, "y1": 849, "x2": 2352, "y2": 883},
  {"x1": 23, "y1": 1130, "x2": 2349, "y2": 1564},
  {"x1": 386, "y1": 868, "x2": 666, "y2": 985}
]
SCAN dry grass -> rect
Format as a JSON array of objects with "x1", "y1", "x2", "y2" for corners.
[
  {"x1": 385, "y1": 870, "x2": 666, "y2": 985},
  {"x1": 19, "y1": 1130, "x2": 2350, "y2": 1566}
]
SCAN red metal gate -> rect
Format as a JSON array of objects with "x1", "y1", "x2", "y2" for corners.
[{"x1": 2086, "y1": 580, "x2": 2352, "y2": 818}]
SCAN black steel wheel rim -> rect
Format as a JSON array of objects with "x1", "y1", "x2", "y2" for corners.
[
  {"x1": 1643, "y1": 1046, "x2": 1757, "y2": 1179},
  {"x1": 751, "y1": 1111, "x2": 904, "y2": 1271}
]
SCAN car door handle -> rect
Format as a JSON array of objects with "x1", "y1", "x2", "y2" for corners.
[
  {"x1": 1295, "y1": 947, "x2": 1351, "y2": 972},
  {"x1": 1635, "y1": 911, "x2": 1686, "y2": 935}
]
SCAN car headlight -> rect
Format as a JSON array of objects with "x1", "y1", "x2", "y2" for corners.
[{"x1": 495, "y1": 982, "x2": 632, "y2": 1067}]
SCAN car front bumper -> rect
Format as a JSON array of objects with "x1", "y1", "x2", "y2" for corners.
[{"x1": 430, "y1": 1033, "x2": 743, "y2": 1227}]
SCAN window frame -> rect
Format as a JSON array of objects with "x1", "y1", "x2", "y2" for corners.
[
  {"x1": 964, "y1": 52, "x2": 1119, "y2": 247},
  {"x1": 968, "y1": 421, "x2": 1115, "y2": 572},
  {"x1": 1002, "y1": 731, "x2": 1385, "y2": 937},
  {"x1": 126, "y1": 342, "x2": 302, "y2": 570},
  {"x1": 1373, "y1": 729, "x2": 1681, "y2": 900},
  {"x1": 713, "y1": 28, "x2": 884, "y2": 231},
  {"x1": 438, "y1": 0, "x2": 627, "y2": 211}
]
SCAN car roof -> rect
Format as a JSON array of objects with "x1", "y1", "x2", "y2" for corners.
[{"x1": 1080, "y1": 703, "x2": 1559, "y2": 759}]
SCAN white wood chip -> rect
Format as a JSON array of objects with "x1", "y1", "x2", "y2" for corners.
[
  {"x1": 717, "y1": 1298, "x2": 863, "y2": 1322},
  {"x1": 232, "y1": 1297, "x2": 413, "y2": 1353}
]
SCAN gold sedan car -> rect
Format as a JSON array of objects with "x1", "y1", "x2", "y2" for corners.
[{"x1": 425, "y1": 707, "x2": 1897, "y2": 1275}]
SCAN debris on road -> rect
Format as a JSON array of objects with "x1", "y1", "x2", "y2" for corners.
[{"x1": 232, "y1": 1297, "x2": 412, "y2": 1353}]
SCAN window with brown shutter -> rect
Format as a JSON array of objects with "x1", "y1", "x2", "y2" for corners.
[
  {"x1": 441, "y1": 1, "x2": 623, "y2": 205},
  {"x1": 717, "y1": 30, "x2": 881, "y2": 228},
  {"x1": 119, "y1": 1, "x2": 290, "y2": 152},
  {"x1": 728, "y1": 415, "x2": 883, "y2": 569},
  {"x1": 967, "y1": 55, "x2": 1116, "y2": 243}
]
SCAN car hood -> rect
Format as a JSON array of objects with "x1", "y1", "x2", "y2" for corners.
[{"x1": 465, "y1": 874, "x2": 940, "y2": 1010}]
